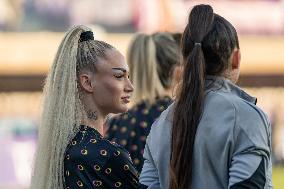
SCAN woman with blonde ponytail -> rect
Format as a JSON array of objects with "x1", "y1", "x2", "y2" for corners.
[
  {"x1": 140, "y1": 4, "x2": 273, "y2": 189},
  {"x1": 106, "y1": 32, "x2": 181, "y2": 173},
  {"x1": 31, "y1": 25, "x2": 147, "y2": 189}
]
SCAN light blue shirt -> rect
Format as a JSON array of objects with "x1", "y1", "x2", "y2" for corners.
[{"x1": 140, "y1": 76, "x2": 273, "y2": 189}]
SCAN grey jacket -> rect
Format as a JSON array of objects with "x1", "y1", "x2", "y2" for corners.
[{"x1": 140, "y1": 76, "x2": 273, "y2": 189}]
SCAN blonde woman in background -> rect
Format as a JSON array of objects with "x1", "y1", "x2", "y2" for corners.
[
  {"x1": 106, "y1": 32, "x2": 181, "y2": 173},
  {"x1": 31, "y1": 25, "x2": 147, "y2": 189}
]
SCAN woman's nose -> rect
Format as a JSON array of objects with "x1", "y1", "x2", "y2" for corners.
[{"x1": 125, "y1": 78, "x2": 134, "y2": 93}]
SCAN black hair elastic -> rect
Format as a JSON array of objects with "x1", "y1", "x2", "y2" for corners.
[{"x1": 79, "y1": 31, "x2": 94, "y2": 42}]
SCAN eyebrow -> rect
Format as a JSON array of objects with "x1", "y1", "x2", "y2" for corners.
[{"x1": 112, "y1": 67, "x2": 127, "y2": 73}]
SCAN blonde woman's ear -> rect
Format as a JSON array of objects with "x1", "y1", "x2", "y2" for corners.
[{"x1": 79, "y1": 74, "x2": 94, "y2": 93}]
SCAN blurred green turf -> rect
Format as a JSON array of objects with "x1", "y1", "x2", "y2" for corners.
[{"x1": 273, "y1": 166, "x2": 284, "y2": 189}]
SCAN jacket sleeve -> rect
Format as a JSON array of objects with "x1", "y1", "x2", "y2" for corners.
[
  {"x1": 229, "y1": 107, "x2": 273, "y2": 189},
  {"x1": 139, "y1": 124, "x2": 161, "y2": 189}
]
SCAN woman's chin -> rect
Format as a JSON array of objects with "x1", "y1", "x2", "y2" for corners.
[
  {"x1": 111, "y1": 106, "x2": 128, "y2": 114},
  {"x1": 120, "y1": 106, "x2": 129, "y2": 113}
]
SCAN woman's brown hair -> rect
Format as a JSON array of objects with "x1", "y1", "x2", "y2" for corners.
[{"x1": 169, "y1": 4, "x2": 239, "y2": 189}]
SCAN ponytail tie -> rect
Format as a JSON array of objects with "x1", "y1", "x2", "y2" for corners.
[
  {"x1": 194, "y1": 42, "x2": 201, "y2": 46},
  {"x1": 79, "y1": 31, "x2": 94, "y2": 42}
]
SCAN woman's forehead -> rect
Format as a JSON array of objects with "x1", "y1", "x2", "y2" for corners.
[{"x1": 98, "y1": 49, "x2": 129, "y2": 71}]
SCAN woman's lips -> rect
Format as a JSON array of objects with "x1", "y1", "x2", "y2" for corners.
[{"x1": 121, "y1": 96, "x2": 130, "y2": 103}]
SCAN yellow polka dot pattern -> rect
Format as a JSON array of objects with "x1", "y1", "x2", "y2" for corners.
[
  {"x1": 64, "y1": 125, "x2": 144, "y2": 188},
  {"x1": 120, "y1": 127, "x2": 127, "y2": 133},
  {"x1": 131, "y1": 145, "x2": 138, "y2": 151},
  {"x1": 142, "y1": 109, "x2": 149, "y2": 115},
  {"x1": 81, "y1": 149, "x2": 88, "y2": 155},
  {"x1": 77, "y1": 180, "x2": 83, "y2": 187},
  {"x1": 105, "y1": 168, "x2": 112, "y2": 174},
  {"x1": 78, "y1": 165, "x2": 84, "y2": 171},
  {"x1": 130, "y1": 118, "x2": 136, "y2": 124},
  {"x1": 115, "y1": 181, "x2": 122, "y2": 187},
  {"x1": 94, "y1": 164, "x2": 101, "y2": 171},
  {"x1": 112, "y1": 124, "x2": 118, "y2": 130},
  {"x1": 158, "y1": 105, "x2": 165, "y2": 111},
  {"x1": 140, "y1": 121, "x2": 148, "y2": 128},
  {"x1": 134, "y1": 158, "x2": 140, "y2": 165},
  {"x1": 130, "y1": 131, "x2": 136, "y2": 137},
  {"x1": 140, "y1": 136, "x2": 146, "y2": 142},
  {"x1": 114, "y1": 150, "x2": 120, "y2": 156},
  {"x1": 93, "y1": 180, "x2": 102, "y2": 186},
  {"x1": 100, "y1": 149, "x2": 107, "y2": 156},
  {"x1": 121, "y1": 140, "x2": 127, "y2": 146},
  {"x1": 133, "y1": 178, "x2": 138, "y2": 184},
  {"x1": 122, "y1": 114, "x2": 128, "y2": 120},
  {"x1": 123, "y1": 165, "x2": 129, "y2": 171}
]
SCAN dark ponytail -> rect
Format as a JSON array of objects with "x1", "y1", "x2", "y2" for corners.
[
  {"x1": 169, "y1": 5, "x2": 214, "y2": 189},
  {"x1": 170, "y1": 4, "x2": 240, "y2": 189}
]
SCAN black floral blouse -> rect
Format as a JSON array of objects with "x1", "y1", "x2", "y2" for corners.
[
  {"x1": 64, "y1": 125, "x2": 147, "y2": 189},
  {"x1": 106, "y1": 96, "x2": 172, "y2": 173}
]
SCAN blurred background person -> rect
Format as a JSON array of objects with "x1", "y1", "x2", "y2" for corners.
[
  {"x1": 171, "y1": 32, "x2": 182, "y2": 46},
  {"x1": 106, "y1": 32, "x2": 181, "y2": 173},
  {"x1": 0, "y1": 0, "x2": 23, "y2": 31}
]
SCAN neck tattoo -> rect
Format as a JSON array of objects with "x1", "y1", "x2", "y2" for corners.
[{"x1": 87, "y1": 110, "x2": 98, "y2": 120}]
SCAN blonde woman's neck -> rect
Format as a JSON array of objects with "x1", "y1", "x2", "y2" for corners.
[{"x1": 81, "y1": 113, "x2": 106, "y2": 136}]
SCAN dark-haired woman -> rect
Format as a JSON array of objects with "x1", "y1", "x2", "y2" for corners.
[{"x1": 140, "y1": 4, "x2": 273, "y2": 189}]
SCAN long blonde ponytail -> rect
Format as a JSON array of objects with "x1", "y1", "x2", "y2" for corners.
[{"x1": 31, "y1": 25, "x2": 90, "y2": 189}]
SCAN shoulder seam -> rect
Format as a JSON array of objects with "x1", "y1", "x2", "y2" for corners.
[{"x1": 207, "y1": 91, "x2": 237, "y2": 150}]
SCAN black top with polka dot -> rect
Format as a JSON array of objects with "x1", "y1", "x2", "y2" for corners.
[
  {"x1": 64, "y1": 125, "x2": 147, "y2": 189},
  {"x1": 106, "y1": 96, "x2": 172, "y2": 173}
]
